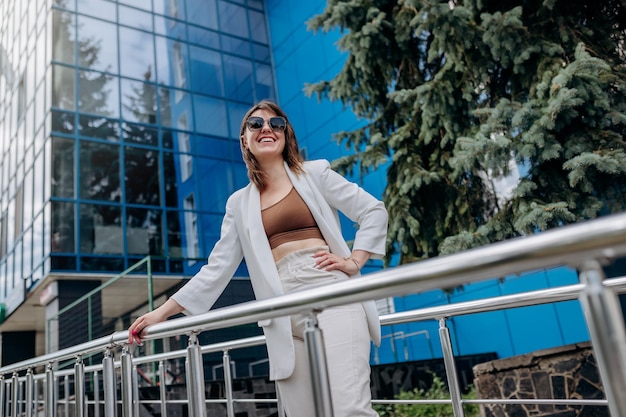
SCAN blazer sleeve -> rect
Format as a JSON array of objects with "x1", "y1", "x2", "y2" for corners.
[
  {"x1": 170, "y1": 196, "x2": 244, "y2": 315},
  {"x1": 310, "y1": 159, "x2": 388, "y2": 259}
]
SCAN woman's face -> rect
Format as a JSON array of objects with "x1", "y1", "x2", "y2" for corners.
[{"x1": 242, "y1": 108, "x2": 287, "y2": 162}]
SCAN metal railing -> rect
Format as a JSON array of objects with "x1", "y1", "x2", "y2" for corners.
[{"x1": 2, "y1": 212, "x2": 626, "y2": 416}]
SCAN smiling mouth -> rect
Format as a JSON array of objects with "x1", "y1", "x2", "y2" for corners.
[{"x1": 259, "y1": 137, "x2": 275, "y2": 143}]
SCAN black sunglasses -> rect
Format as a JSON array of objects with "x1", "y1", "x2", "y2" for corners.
[{"x1": 246, "y1": 116, "x2": 287, "y2": 133}]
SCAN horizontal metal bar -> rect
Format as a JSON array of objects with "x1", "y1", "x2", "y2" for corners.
[
  {"x1": 2, "y1": 212, "x2": 626, "y2": 375},
  {"x1": 120, "y1": 212, "x2": 626, "y2": 342}
]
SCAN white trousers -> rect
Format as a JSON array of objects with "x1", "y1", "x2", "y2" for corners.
[{"x1": 274, "y1": 247, "x2": 378, "y2": 417}]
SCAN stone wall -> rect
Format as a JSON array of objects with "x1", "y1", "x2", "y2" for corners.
[{"x1": 473, "y1": 342, "x2": 608, "y2": 417}]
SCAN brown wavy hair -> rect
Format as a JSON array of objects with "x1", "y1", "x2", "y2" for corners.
[{"x1": 239, "y1": 100, "x2": 304, "y2": 190}]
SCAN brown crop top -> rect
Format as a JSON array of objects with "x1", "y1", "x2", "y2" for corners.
[{"x1": 261, "y1": 187, "x2": 324, "y2": 249}]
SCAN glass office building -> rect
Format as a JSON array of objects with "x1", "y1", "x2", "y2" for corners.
[{"x1": 0, "y1": 0, "x2": 276, "y2": 362}]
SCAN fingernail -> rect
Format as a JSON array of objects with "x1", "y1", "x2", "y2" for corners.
[{"x1": 132, "y1": 330, "x2": 138, "y2": 335}]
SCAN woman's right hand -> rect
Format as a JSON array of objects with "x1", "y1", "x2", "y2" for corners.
[{"x1": 127, "y1": 298, "x2": 184, "y2": 345}]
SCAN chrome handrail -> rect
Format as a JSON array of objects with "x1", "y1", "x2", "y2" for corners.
[{"x1": 1, "y1": 211, "x2": 626, "y2": 417}]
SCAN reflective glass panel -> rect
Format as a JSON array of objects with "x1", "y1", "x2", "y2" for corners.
[
  {"x1": 248, "y1": 9, "x2": 267, "y2": 44},
  {"x1": 189, "y1": 46, "x2": 223, "y2": 96},
  {"x1": 163, "y1": 151, "x2": 179, "y2": 207},
  {"x1": 188, "y1": 25, "x2": 219, "y2": 49},
  {"x1": 220, "y1": 34, "x2": 251, "y2": 58},
  {"x1": 79, "y1": 141, "x2": 121, "y2": 202},
  {"x1": 218, "y1": 0, "x2": 248, "y2": 37},
  {"x1": 118, "y1": 0, "x2": 151, "y2": 12},
  {"x1": 255, "y1": 63, "x2": 275, "y2": 101},
  {"x1": 126, "y1": 207, "x2": 163, "y2": 255},
  {"x1": 77, "y1": 114, "x2": 120, "y2": 141},
  {"x1": 119, "y1": 5, "x2": 153, "y2": 31},
  {"x1": 52, "y1": 65, "x2": 76, "y2": 110},
  {"x1": 52, "y1": 9, "x2": 75, "y2": 64},
  {"x1": 77, "y1": 0, "x2": 116, "y2": 21},
  {"x1": 122, "y1": 123, "x2": 158, "y2": 146},
  {"x1": 52, "y1": 137, "x2": 75, "y2": 198},
  {"x1": 186, "y1": 0, "x2": 217, "y2": 29},
  {"x1": 78, "y1": 70, "x2": 120, "y2": 118},
  {"x1": 120, "y1": 79, "x2": 157, "y2": 124},
  {"x1": 192, "y1": 96, "x2": 227, "y2": 137},
  {"x1": 125, "y1": 146, "x2": 161, "y2": 206},
  {"x1": 166, "y1": 210, "x2": 182, "y2": 257},
  {"x1": 158, "y1": 87, "x2": 173, "y2": 127},
  {"x1": 119, "y1": 27, "x2": 155, "y2": 80},
  {"x1": 79, "y1": 203, "x2": 122, "y2": 254},
  {"x1": 154, "y1": 35, "x2": 172, "y2": 85},
  {"x1": 77, "y1": 16, "x2": 118, "y2": 73},
  {"x1": 223, "y1": 55, "x2": 253, "y2": 102},
  {"x1": 154, "y1": 0, "x2": 184, "y2": 19},
  {"x1": 51, "y1": 201, "x2": 75, "y2": 252}
]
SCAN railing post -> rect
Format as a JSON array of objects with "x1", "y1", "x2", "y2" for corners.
[
  {"x1": 438, "y1": 318, "x2": 465, "y2": 417},
  {"x1": 121, "y1": 345, "x2": 136, "y2": 417},
  {"x1": 0, "y1": 376, "x2": 4, "y2": 417},
  {"x1": 11, "y1": 372, "x2": 18, "y2": 417},
  {"x1": 159, "y1": 361, "x2": 168, "y2": 417},
  {"x1": 186, "y1": 333, "x2": 207, "y2": 417},
  {"x1": 223, "y1": 350, "x2": 235, "y2": 417},
  {"x1": 303, "y1": 312, "x2": 334, "y2": 417},
  {"x1": 103, "y1": 349, "x2": 117, "y2": 417},
  {"x1": 578, "y1": 259, "x2": 626, "y2": 417},
  {"x1": 133, "y1": 364, "x2": 140, "y2": 416},
  {"x1": 25, "y1": 369, "x2": 34, "y2": 417},
  {"x1": 94, "y1": 370, "x2": 100, "y2": 417},
  {"x1": 75, "y1": 356, "x2": 86, "y2": 417},
  {"x1": 45, "y1": 362, "x2": 56, "y2": 417}
]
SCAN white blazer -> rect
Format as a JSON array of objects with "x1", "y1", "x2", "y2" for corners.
[{"x1": 171, "y1": 159, "x2": 388, "y2": 380}]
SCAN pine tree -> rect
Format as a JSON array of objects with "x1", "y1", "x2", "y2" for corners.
[{"x1": 306, "y1": 0, "x2": 626, "y2": 264}]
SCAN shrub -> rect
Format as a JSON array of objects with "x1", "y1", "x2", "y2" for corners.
[{"x1": 373, "y1": 374, "x2": 480, "y2": 417}]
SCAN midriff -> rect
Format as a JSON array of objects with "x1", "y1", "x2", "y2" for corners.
[{"x1": 271, "y1": 237, "x2": 327, "y2": 262}]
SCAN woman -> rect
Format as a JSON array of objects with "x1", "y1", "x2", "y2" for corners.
[{"x1": 128, "y1": 100, "x2": 388, "y2": 416}]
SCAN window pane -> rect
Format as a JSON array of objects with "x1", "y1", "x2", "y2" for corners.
[
  {"x1": 126, "y1": 207, "x2": 163, "y2": 255},
  {"x1": 186, "y1": 0, "x2": 217, "y2": 29},
  {"x1": 188, "y1": 25, "x2": 219, "y2": 49},
  {"x1": 193, "y1": 96, "x2": 227, "y2": 136},
  {"x1": 189, "y1": 46, "x2": 223, "y2": 96},
  {"x1": 52, "y1": 65, "x2": 75, "y2": 110},
  {"x1": 166, "y1": 210, "x2": 182, "y2": 257},
  {"x1": 248, "y1": 9, "x2": 267, "y2": 44},
  {"x1": 119, "y1": 27, "x2": 155, "y2": 80},
  {"x1": 52, "y1": 9, "x2": 75, "y2": 64},
  {"x1": 52, "y1": 137, "x2": 75, "y2": 198},
  {"x1": 223, "y1": 55, "x2": 253, "y2": 102},
  {"x1": 163, "y1": 151, "x2": 179, "y2": 207},
  {"x1": 154, "y1": 35, "x2": 172, "y2": 85},
  {"x1": 80, "y1": 203, "x2": 122, "y2": 254},
  {"x1": 220, "y1": 34, "x2": 251, "y2": 57},
  {"x1": 124, "y1": 146, "x2": 161, "y2": 205},
  {"x1": 78, "y1": 70, "x2": 120, "y2": 118},
  {"x1": 77, "y1": 16, "x2": 118, "y2": 73},
  {"x1": 51, "y1": 201, "x2": 75, "y2": 252},
  {"x1": 77, "y1": 114, "x2": 120, "y2": 141},
  {"x1": 122, "y1": 123, "x2": 158, "y2": 146},
  {"x1": 77, "y1": 0, "x2": 116, "y2": 21},
  {"x1": 121, "y1": 79, "x2": 157, "y2": 124},
  {"x1": 218, "y1": 1, "x2": 248, "y2": 38},
  {"x1": 255, "y1": 63, "x2": 275, "y2": 101},
  {"x1": 79, "y1": 141, "x2": 121, "y2": 201},
  {"x1": 119, "y1": 5, "x2": 153, "y2": 31}
]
